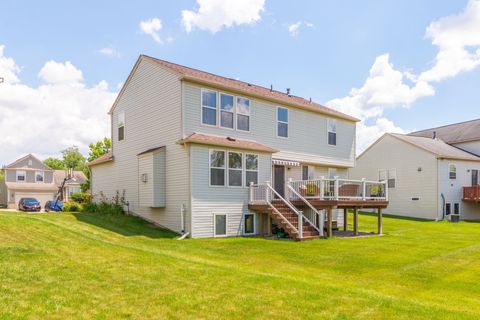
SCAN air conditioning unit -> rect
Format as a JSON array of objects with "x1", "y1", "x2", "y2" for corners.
[{"x1": 141, "y1": 173, "x2": 148, "y2": 183}]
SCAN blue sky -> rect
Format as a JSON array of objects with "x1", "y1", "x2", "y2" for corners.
[{"x1": 0, "y1": 0, "x2": 479, "y2": 164}]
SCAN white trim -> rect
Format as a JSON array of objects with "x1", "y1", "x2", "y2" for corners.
[
  {"x1": 213, "y1": 213, "x2": 228, "y2": 237},
  {"x1": 209, "y1": 149, "x2": 226, "y2": 187},
  {"x1": 35, "y1": 171, "x2": 44, "y2": 183},
  {"x1": 228, "y1": 151, "x2": 243, "y2": 188},
  {"x1": 236, "y1": 96, "x2": 251, "y2": 132},
  {"x1": 201, "y1": 88, "x2": 218, "y2": 127},
  {"x1": 243, "y1": 212, "x2": 256, "y2": 235},
  {"x1": 276, "y1": 106, "x2": 289, "y2": 138},
  {"x1": 448, "y1": 163, "x2": 457, "y2": 180},
  {"x1": 219, "y1": 92, "x2": 235, "y2": 130},
  {"x1": 16, "y1": 170, "x2": 26, "y2": 183},
  {"x1": 244, "y1": 153, "x2": 259, "y2": 187}
]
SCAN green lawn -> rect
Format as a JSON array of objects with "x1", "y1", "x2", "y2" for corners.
[{"x1": 1, "y1": 211, "x2": 479, "y2": 319}]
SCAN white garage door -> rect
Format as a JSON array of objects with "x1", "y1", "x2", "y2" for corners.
[{"x1": 14, "y1": 193, "x2": 55, "y2": 209}]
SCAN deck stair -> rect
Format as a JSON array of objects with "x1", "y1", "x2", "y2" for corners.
[{"x1": 269, "y1": 200, "x2": 320, "y2": 240}]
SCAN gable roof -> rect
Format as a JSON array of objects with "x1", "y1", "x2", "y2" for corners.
[
  {"x1": 5, "y1": 154, "x2": 53, "y2": 171},
  {"x1": 408, "y1": 118, "x2": 480, "y2": 144},
  {"x1": 87, "y1": 152, "x2": 114, "y2": 167},
  {"x1": 390, "y1": 133, "x2": 480, "y2": 161},
  {"x1": 108, "y1": 55, "x2": 359, "y2": 122},
  {"x1": 177, "y1": 132, "x2": 278, "y2": 153}
]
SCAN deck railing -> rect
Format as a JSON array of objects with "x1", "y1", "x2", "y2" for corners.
[
  {"x1": 250, "y1": 177, "x2": 388, "y2": 203},
  {"x1": 463, "y1": 185, "x2": 480, "y2": 201}
]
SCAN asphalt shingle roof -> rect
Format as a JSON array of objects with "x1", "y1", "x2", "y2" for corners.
[{"x1": 408, "y1": 119, "x2": 480, "y2": 144}]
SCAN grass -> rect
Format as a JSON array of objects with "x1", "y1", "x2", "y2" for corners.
[{"x1": 0, "y1": 211, "x2": 479, "y2": 319}]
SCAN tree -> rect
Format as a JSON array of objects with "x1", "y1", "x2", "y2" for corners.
[
  {"x1": 62, "y1": 146, "x2": 86, "y2": 171},
  {"x1": 44, "y1": 157, "x2": 66, "y2": 170},
  {"x1": 0, "y1": 170, "x2": 4, "y2": 181},
  {"x1": 88, "y1": 138, "x2": 111, "y2": 162}
]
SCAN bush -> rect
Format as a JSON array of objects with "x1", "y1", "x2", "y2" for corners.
[
  {"x1": 81, "y1": 201, "x2": 98, "y2": 213},
  {"x1": 70, "y1": 192, "x2": 91, "y2": 204},
  {"x1": 80, "y1": 192, "x2": 124, "y2": 215},
  {"x1": 63, "y1": 202, "x2": 83, "y2": 212}
]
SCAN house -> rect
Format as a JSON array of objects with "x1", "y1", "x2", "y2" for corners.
[
  {"x1": 350, "y1": 120, "x2": 480, "y2": 221},
  {"x1": 0, "y1": 154, "x2": 87, "y2": 209},
  {"x1": 88, "y1": 55, "x2": 388, "y2": 239}
]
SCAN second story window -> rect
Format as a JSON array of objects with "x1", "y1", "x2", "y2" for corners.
[
  {"x1": 35, "y1": 171, "x2": 44, "y2": 182},
  {"x1": 16, "y1": 170, "x2": 26, "y2": 182},
  {"x1": 277, "y1": 107, "x2": 288, "y2": 138},
  {"x1": 237, "y1": 97, "x2": 250, "y2": 131},
  {"x1": 118, "y1": 111, "x2": 125, "y2": 141},
  {"x1": 202, "y1": 90, "x2": 217, "y2": 126},
  {"x1": 220, "y1": 93, "x2": 234, "y2": 129},
  {"x1": 449, "y1": 164, "x2": 456, "y2": 179},
  {"x1": 328, "y1": 119, "x2": 337, "y2": 146}
]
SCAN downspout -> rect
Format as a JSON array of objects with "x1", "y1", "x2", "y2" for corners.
[
  {"x1": 440, "y1": 193, "x2": 446, "y2": 220},
  {"x1": 177, "y1": 204, "x2": 190, "y2": 240}
]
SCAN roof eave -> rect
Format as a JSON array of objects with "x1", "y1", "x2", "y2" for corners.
[{"x1": 177, "y1": 139, "x2": 278, "y2": 154}]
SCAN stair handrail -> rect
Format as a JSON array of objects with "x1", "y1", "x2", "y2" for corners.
[
  {"x1": 265, "y1": 182, "x2": 302, "y2": 238},
  {"x1": 287, "y1": 184, "x2": 324, "y2": 237}
]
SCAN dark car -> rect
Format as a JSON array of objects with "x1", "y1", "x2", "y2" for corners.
[
  {"x1": 18, "y1": 198, "x2": 41, "y2": 212},
  {"x1": 45, "y1": 200, "x2": 63, "y2": 212}
]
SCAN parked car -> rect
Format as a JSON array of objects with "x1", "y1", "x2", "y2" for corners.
[
  {"x1": 45, "y1": 200, "x2": 63, "y2": 212},
  {"x1": 18, "y1": 198, "x2": 41, "y2": 212}
]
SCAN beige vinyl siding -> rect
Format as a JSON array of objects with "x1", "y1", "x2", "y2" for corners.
[
  {"x1": 189, "y1": 145, "x2": 271, "y2": 238},
  {"x1": 182, "y1": 82, "x2": 355, "y2": 167},
  {"x1": 138, "y1": 153, "x2": 154, "y2": 207},
  {"x1": 91, "y1": 58, "x2": 189, "y2": 233},
  {"x1": 153, "y1": 148, "x2": 167, "y2": 207},
  {"x1": 437, "y1": 159, "x2": 480, "y2": 220},
  {"x1": 452, "y1": 141, "x2": 480, "y2": 157},
  {"x1": 350, "y1": 134, "x2": 439, "y2": 219}
]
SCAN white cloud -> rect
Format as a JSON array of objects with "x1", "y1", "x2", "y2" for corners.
[
  {"x1": 181, "y1": 0, "x2": 265, "y2": 33},
  {"x1": 99, "y1": 47, "x2": 121, "y2": 58},
  {"x1": 356, "y1": 118, "x2": 406, "y2": 153},
  {"x1": 328, "y1": 54, "x2": 434, "y2": 120},
  {"x1": 420, "y1": 0, "x2": 480, "y2": 82},
  {"x1": 0, "y1": 45, "x2": 21, "y2": 84},
  {"x1": 38, "y1": 60, "x2": 84, "y2": 85},
  {"x1": 288, "y1": 21, "x2": 314, "y2": 36},
  {"x1": 0, "y1": 45, "x2": 116, "y2": 165},
  {"x1": 139, "y1": 17, "x2": 164, "y2": 43}
]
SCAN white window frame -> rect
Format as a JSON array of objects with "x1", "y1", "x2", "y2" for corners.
[
  {"x1": 16, "y1": 170, "x2": 26, "y2": 182},
  {"x1": 445, "y1": 202, "x2": 452, "y2": 215},
  {"x1": 228, "y1": 151, "x2": 243, "y2": 188},
  {"x1": 236, "y1": 96, "x2": 251, "y2": 132},
  {"x1": 454, "y1": 203, "x2": 460, "y2": 215},
  {"x1": 276, "y1": 106, "x2": 289, "y2": 138},
  {"x1": 213, "y1": 213, "x2": 228, "y2": 238},
  {"x1": 201, "y1": 89, "x2": 218, "y2": 127},
  {"x1": 327, "y1": 118, "x2": 337, "y2": 146},
  {"x1": 209, "y1": 149, "x2": 226, "y2": 187},
  {"x1": 118, "y1": 111, "x2": 125, "y2": 141},
  {"x1": 35, "y1": 171, "x2": 44, "y2": 183},
  {"x1": 245, "y1": 153, "x2": 259, "y2": 187},
  {"x1": 219, "y1": 92, "x2": 235, "y2": 130},
  {"x1": 449, "y1": 163, "x2": 456, "y2": 180},
  {"x1": 243, "y1": 213, "x2": 256, "y2": 235}
]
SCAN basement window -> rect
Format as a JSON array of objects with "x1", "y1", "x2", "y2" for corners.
[
  {"x1": 214, "y1": 214, "x2": 227, "y2": 237},
  {"x1": 454, "y1": 203, "x2": 460, "y2": 215},
  {"x1": 445, "y1": 203, "x2": 451, "y2": 215}
]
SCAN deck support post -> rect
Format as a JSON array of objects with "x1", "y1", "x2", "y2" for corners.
[
  {"x1": 327, "y1": 208, "x2": 333, "y2": 238},
  {"x1": 353, "y1": 208, "x2": 358, "y2": 236},
  {"x1": 343, "y1": 208, "x2": 348, "y2": 231},
  {"x1": 377, "y1": 208, "x2": 383, "y2": 235}
]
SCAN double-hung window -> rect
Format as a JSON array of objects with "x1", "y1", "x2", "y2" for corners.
[
  {"x1": 277, "y1": 107, "x2": 288, "y2": 138},
  {"x1": 220, "y1": 93, "x2": 234, "y2": 129},
  {"x1": 228, "y1": 152, "x2": 243, "y2": 187},
  {"x1": 202, "y1": 90, "x2": 217, "y2": 126},
  {"x1": 236, "y1": 97, "x2": 250, "y2": 131},
  {"x1": 35, "y1": 171, "x2": 44, "y2": 182},
  {"x1": 16, "y1": 170, "x2": 26, "y2": 182},
  {"x1": 449, "y1": 164, "x2": 456, "y2": 179},
  {"x1": 210, "y1": 150, "x2": 225, "y2": 186},
  {"x1": 327, "y1": 119, "x2": 337, "y2": 146},
  {"x1": 245, "y1": 154, "x2": 258, "y2": 186},
  {"x1": 118, "y1": 111, "x2": 125, "y2": 141}
]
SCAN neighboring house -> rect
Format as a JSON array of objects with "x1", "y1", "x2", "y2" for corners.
[
  {"x1": 350, "y1": 124, "x2": 480, "y2": 220},
  {"x1": 89, "y1": 55, "x2": 386, "y2": 239},
  {"x1": 54, "y1": 170, "x2": 87, "y2": 202},
  {"x1": 1, "y1": 154, "x2": 87, "y2": 209}
]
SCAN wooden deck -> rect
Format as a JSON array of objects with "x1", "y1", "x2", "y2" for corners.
[
  {"x1": 463, "y1": 186, "x2": 480, "y2": 202},
  {"x1": 249, "y1": 199, "x2": 389, "y2": 211}
]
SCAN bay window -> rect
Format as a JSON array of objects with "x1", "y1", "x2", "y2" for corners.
[
  {"x1": 210, "y1": 150, "x2": 225, "y2": 186},
  {"x1": 228, "y1": 152, "x2": 243, "y2": 187},
  {"x1": 202, "y1": 90, "x2": 217, "y2": 126},
  {"x1": 237, "y1": 97, "x2": 250, "y2": 131}
]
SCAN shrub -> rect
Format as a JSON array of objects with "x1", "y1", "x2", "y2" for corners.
[
  {"x1": 70, "y1": 192, "x2": 91, "y2": 204},
  {"x1": 81, "y1": 201, "x2": 98, "y2": 213},
  {"x1": 63, "y1": 202, "x2": 83, "y2": 212}
]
